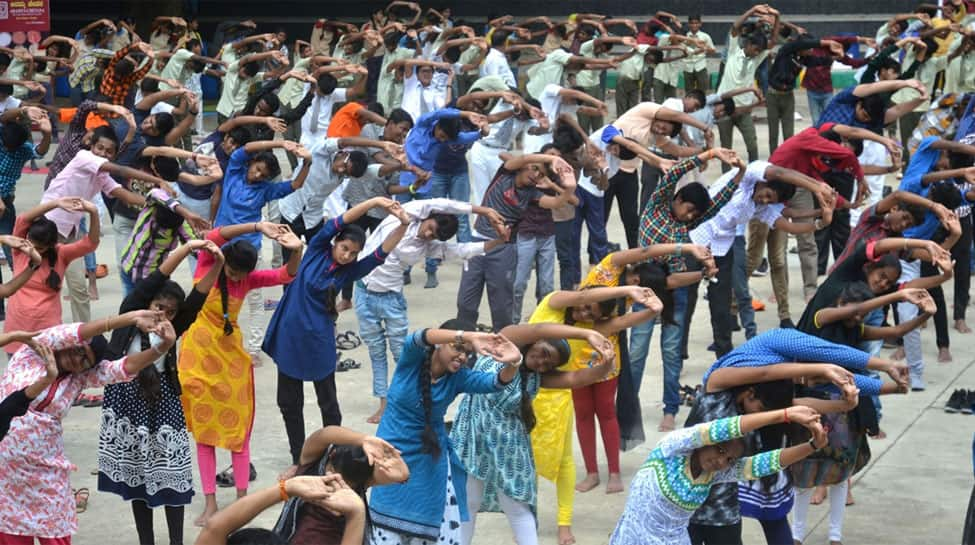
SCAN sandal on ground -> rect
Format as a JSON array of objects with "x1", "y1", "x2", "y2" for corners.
[
  {"x1": 335, "y1": 331, "x2": 362, "y2": 350},
  {"x1": 337, "y1": 358, "x2": 361, "y2": 372},
  {"x1": 74, "y1": 488, "x2": 90, "y2": 513},
  {"x1": 216, "y1": 463, "x2": 257, "y2": 488}
]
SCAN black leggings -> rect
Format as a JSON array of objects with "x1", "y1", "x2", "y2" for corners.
[
  {"x1": 132, "y1": 500, "x2": 184, "y2": 545},
  {"x1": 277, "y1": 370, "x2": 341, "y2": 464},
  {"x1": 687, "y1": 521, "x2": 743, "y2": 545}
]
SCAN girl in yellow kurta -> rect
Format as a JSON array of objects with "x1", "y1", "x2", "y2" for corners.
[
  {"x1": 178, "y1": 221, "x2": 303, "y2": 527},
  {"x1": 528, "y1": 285, "x2": 662, "y2": 545},
  {"x1": 574, "y1": 243, "x2": 717, "y2": 494}
]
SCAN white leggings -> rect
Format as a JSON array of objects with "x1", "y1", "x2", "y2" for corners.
[
  {"x1": 791, "y1": 481, "x2": 849, "y2": 543},
  {"x1": 461, "y1": 477, "x2": 537, "y2": 545}
]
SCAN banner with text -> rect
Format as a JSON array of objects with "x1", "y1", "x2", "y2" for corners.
[{"x1": 0, "y1": 0, "x2": 49, "y2": 33}]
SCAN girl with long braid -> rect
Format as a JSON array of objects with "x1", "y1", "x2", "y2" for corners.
[
  {"x1": 177, "y1": 221, "x2": 304, "y2": 528},
  {"x1": 367, "y1": 320, "x2": 523, "y2": 545},
  {"x1": 97, "y1": 238, "x2": 224, "y2": 545},
  {"x1": 449, "y1": 322, "x2": 616, "y2": 545},
  {"x1": 527, "y1": 285, "x2": 663, "y2": 545},
  {"x1": 3, "y1": 197, "x2": 100, "y2": 355}
]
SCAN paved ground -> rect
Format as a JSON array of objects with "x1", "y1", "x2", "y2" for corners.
[{"x1": 5, "y1": 93, "x2": 973, "y2": 545}]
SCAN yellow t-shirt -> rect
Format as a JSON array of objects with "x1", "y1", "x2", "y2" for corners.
[{"x1": 574, "y1": 254, "x2": 625, "y2": 380}]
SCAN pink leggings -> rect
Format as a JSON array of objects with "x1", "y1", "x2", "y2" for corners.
[
  {"x1": 196, "y1": 431, "x2": 252, "y2": 495},
  {"x1": 571, "y1": 377, "x2": 620, "y2": 474},
  {"x1": 0, "y1": 533, "x2": 71, "y2": 545}
]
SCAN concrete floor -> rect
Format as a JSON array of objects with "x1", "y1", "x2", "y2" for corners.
[{"x1": 7, "y1": 93, "x2": 973, "y2": 545}]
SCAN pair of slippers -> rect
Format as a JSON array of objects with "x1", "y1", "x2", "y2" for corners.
[
  {"x1": 335, "y1": 331, "x2": 362, "y2": 372},
  {"x1": 73, "y1": 393, "x2": 103, "y2": 407},
  {"x1": 216, "y1": 463, "x2": 257, "y2": 488}
]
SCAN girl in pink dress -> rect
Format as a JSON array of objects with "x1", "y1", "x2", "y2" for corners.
[{"x1": 0, "y1": 311, "x2": 174, "y2": 544}]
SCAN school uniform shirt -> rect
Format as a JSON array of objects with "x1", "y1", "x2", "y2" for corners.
[
  {"x1": 215, "y1": 60, "x2": 265, "y2": 118},
  {"x1": 522, "y1": 83, "x2": 579, "y2": 153},
  {"x1": 279, "y1": 58, "x2": 313, "y2": 109},
  {"x1": 42, "y1": 150, "x2": 122, "y2": 237},
  {"x1": 299, "y1": 88, "x2": 349, "y2": 148},
  {"x1": 683, "y1": 30, "x2": 714, "y2": 73},
  {"x1": 577, "y1": 127, "x2": 621, "y2": 197},
  {"x1": 526, "y1": 48, "x2": 573, "y2": 99},
  {"x1": 686, "y1": 93, "x2": 722, "y2": 147},
  {"x1": 689, "y1": 160, "x2": 784, "y2": 257},
  {"x1": 213, "y1": 146, "x2": 295, "y2": 249},
  {"x1": 0, "y1": 95, "x2": 22, "y2": 117},
  {"x1": 480, "y1": 48, "x2": 517, "y2": 88},
  {"x1": 263, "y1": 215, "x2": 389, "y2": 381},
  {"x1": 361, "y1": 199, "x2": 485, "y2": 293},
  {"x1": 279, "y1": 137, "x2": 342, "y2": 229},
  {"x1": 474, "y1": 167, "x2": 543, "y2": 239},
  {"x1": 653, "y1": 35, "x2": 681, "y2": 88},
  {"x1": 159, "y1": 48, "x2": 196, "y2": 89},
  {"x1": 618, "y1": 44, "x2": 650, "y2": 82},
  {"x1": 400, "y1": 73, "x2": 448, "y2": 122},
  {"x1": 576, "y1": 40, "x2": 604, "y2": 89},
  {"x1": 377, "y1": 46, "x2": 415, "y2": 113},
  {"x1": 890, "y1": 47, "x2": 948, "y2": 112},
  {"x1": 717, "y1": 34, "x2": 768, "y2": 108}
]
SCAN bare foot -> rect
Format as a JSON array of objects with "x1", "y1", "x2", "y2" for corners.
[
  {"x1": 336, "y1": 299, "x2": 353, "y2": 312},
  {"x1": 575, "y1": 473, "x2": 600, "y2": 493},
  {"x1": 810, "y1": 485, "x2": 827, "y2": 505},
  {"x1": 87, "y1": 280, "x2": 99, "y2": 301},
  {"x1": 278, "y1": 464, "x2": 298, "y2": 481},
  {"x1": 872, "y1": 428, "x2": 887, "y2": 439},
  {"x1": 366, "y1": 409, "x2": 384, "y2": 424},
  {"x1": 939, "y1": 347, "x2": 953, "y2": 363},
  {"x1": 891, "y1": 346, "x2": 905, "y2": 361},
  {"x1": 194, "y1": 497, "x2": 218, "y2": 527},
  {"x1": 606, "y1": 473, "x2": 624, "y2": 494},
  {"x1": 956, "y1": 320, "x2": 972, "y2": 334},
  {"x1": 846, "y1": 488, "x2": 855, "y2": 506},
  {"x1": 558, "y1": 526, "x2": 576, "y2": 545},
  {"x1": 658, "y1": 413, "x2": 676, "y2": 432}
]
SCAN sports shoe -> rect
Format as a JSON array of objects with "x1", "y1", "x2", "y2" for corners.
[
  {"x1": 965, "y1": 390, "x2": 975, "y2": 415},
  {"x1": 945, "y1": 389, "x2": 966, "y2": 413},
  {"x1": 752, "y1": 258, "x2": 769, "y2": 277}
]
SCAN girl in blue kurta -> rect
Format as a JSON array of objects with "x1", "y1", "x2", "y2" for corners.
[
  {"x1": 263, "y1": 196, "x2": 411, "y2": 468},
  {"x1": 610, "y1": 407, "x2": 828, "y2": 545},
  {"x1": 368, "y1": 322, "x2": 524, "y2": 545}
]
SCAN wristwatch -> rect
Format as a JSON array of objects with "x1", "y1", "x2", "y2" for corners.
[
  {"x1": 807, "y1": 438, "x2": 819, "y2": 451},
  {"x1": 454, "y1": 330, "x2": 464, "y2": 345}
]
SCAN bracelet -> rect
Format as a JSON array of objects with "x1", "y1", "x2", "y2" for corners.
[
  {"x1": 454, "y1": 330, "x2": 464, "y2": 345},
  {"x1": 253, "y1": 222, "x2": 259, "y2": 233},
  {"x1": 278, "y1": 479, "x2": 289, "y2": 501},
  {"x1": 807, "y1": 438, "x2": 819, "y2": 452},
  {"x1": 29, "y1": 261, "x2": 41, "y2": 271},
  {"x1": 675, "y1": 243, "x2": 683, "y2": 256},
  {"x1": 408, "y1": 183, "x2": 417, "y2": 195},
  {"x1": 813, "y1": 218, "x2": 824, "y2": 230},
  {"x1": 104, "y1": 316, "x2": 112, "y2": 334},
  {"x1": 783, "y1": 408, "x2": 790, "y2": 424}
]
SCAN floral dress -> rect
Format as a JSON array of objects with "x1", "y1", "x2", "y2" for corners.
[
  {"x1": 451, "y1": 355, "x2": 541, "y2": 513},
  {"x1": 609, "y1": 416, "x2": 784, "y2": 545},
  {"x1": 0, "y1": 324, "x2": 136, "y2": 538}
]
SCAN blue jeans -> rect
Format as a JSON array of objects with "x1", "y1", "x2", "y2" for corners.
[
  {"x1": 512, "y1": 233, "x2": 556, "y2": 323},
  {"x1": 732, "y1": 235, "x2": 757, "y2": 339},
  {"x1": 860, "y1": 308, "x2": 884, "y2": 420},
  {"x1": 424, "y1": 170, "x2": 471, "y2": 273},
  {"x1": 571, "y1": 187, "x2": 609, "y2": 283},
  {"x1": 554, "y1": 220, "x2": 576, "y2": 290},
  {"x1": 79, "y1": 217, "x2": 96, "y2": 272},
  {"x1": 0, "y1": 195, "x2": 15, "y2": 267},
  {"x1": 120, "y1": 270, "x2": 136, "y2": 298},
  {"x1": 353, "y1": 281, "x2": 408, "y2": 399},
  {"x1": 629, "y1": 287, "x2": 688, "y2": 415},
  {"x1": 806, "y1": 90, "x2": 833, "y2": 127}
]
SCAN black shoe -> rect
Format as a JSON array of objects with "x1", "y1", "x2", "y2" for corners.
[
  {"x1": 964, "y1": 390, "x2": 975, "y2": 415},
  {"x1": 946, "y1": 389, "x2": 965, "y2": 413},
  {"x1": 706, "y1": 342, "x2": 716, "y2": 352},
  {"x1": 779, "y1": 318, "x2": 796, "y2": 329},
  {"x1": 607, "y1": 242, "x2": 622, "y2": 253},
  {"x1": 752, "y1": 258, "x2": 769, "y2": 277}
]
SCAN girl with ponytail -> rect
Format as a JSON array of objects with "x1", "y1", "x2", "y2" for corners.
[
  {"x1": 3, "y1": 197, "x2": 100, "y2": 355},
  {"x1": 176, "y1": 221, "x2": 304, "y2": 528},
  {"x1": 98, "y1": 239, "x2": 224, "y2": 545},
  {"x1": 450, "y1": 323, "x2": 616, "y2": 545},
  {"x1": 368, "y1": 320, "x2": 522, "y2": 545}
]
